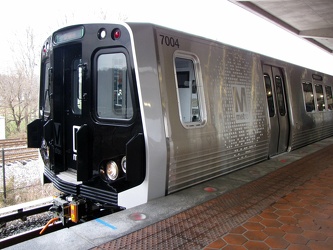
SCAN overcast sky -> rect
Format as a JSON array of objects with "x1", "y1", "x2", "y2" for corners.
[{"x1": 1, "y1": 0, "x2": 333, "y2": 75}]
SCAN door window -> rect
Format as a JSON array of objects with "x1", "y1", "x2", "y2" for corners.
[
  {"x1": 72, "y1": 59, "x2": 82, "y2": 115},
  {"x1": 275, "y1": 76, "x2": 286, "y2": 116},
  {"x1": 41, "y1": 61, "x2": 50, "y2": 115},
  {"x1": 315, "y1": 84, "x2": 325, "y2": 111},
  {"x1": 264, "y1": 74, "x2": 275, "y2": 117}
]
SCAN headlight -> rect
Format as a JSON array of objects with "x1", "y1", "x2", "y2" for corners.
[
  {"x1": 106, "y1": 161, "x2": 119, "y2": 180},
  {"x1": 121, "y1": 156, "x2": 127, "y2": 173}
]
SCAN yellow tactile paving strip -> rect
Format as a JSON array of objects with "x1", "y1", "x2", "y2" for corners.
[{"x1": 93, "y1": 145, "x2": 333, "y2": 250}]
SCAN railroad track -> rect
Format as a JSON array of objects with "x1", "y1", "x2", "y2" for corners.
[
  {"x1": 1, "y1": 222, "x2": 64, "y2": 248},
  {"x1": 0, "y1": 139, "x2": 64, "y2": 248},
  {"x1": 0, "y1": 139, "x2": 28, "y2": 148},
  {"x1": 0, "y1": 199, "x2": 65, "y2": 248},
  {"x1": 1, "y1": 138, "x2": 39, "y2": 165},
  {"x1": 0, "y1": 199, "x2": 113, "y2": 248},
  {"x1": 1, "y1": 147, "x2": 39, "y2": 163}
]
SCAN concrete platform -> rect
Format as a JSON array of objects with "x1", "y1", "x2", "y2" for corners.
[{"x1": 6, "y1": 137, "x2": 333, "y2": 249}]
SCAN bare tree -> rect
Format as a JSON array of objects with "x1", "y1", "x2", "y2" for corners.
[
  {"x1": 15, "y1": 27, "x2": 38, "y2": 80},
  {"x1": 0, "y1": 27, "x2": 39, "y2": 136}
]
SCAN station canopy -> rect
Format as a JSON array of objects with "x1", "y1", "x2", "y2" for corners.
[{"x1": 230, "y1": 0, "x2": 333, "y2": 53}]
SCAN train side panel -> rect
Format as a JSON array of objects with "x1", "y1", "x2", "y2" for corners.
[
  {"x1": 286, "y1": 66, "x2": 333, "y2": 149},
  {"x1": 122, "y1": 24, "x2": 333, "y2": 203},
  {"x1": 154, "y1": 26, "x2": 270, "y2": 194},
  {"x1": 260, "y1": 55, "x2": 333, "y2": 152}
]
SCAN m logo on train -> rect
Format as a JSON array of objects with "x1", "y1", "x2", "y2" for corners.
[{"x1": 233, "y1": 85, "x2": 250, "y2": 123}]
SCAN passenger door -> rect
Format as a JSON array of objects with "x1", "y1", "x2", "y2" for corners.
[{"x1": 263, "y1": 65, "x2": 290, "y2": 156}]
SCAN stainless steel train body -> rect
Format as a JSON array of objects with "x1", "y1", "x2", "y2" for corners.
[{"x1": 28, "y1": 23, "x2": 333, "y2": 215}]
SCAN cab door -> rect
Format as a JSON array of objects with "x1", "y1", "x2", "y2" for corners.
[
  {"x1": 51, "y1": 44, "x2": 86, "y2": 176},
  {"x1": 263, "y1": 64, "x2": 290, "y2": 156}
]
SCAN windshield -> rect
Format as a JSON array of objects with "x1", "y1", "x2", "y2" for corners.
[{"x1": 97, "y1": 53, "x2": 133, "y2": 120}]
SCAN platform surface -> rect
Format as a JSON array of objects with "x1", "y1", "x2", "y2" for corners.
[{"x1": 6, "y1": 137, "x2": 333, "y2": 249}]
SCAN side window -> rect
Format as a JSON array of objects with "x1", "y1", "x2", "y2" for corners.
[
  {"x1": 302, "y1": 82, "x2": 315, "y2": 112},
  {"x1": 264, "y1": 74, "x2": 275, "y2": 117},
  {"x1": 174, "y1": 53, "x2": 206, "y2": 127},
  {"x1": 325, "y1": 85, "x2": 333, "y2": 110},
  {"x1": 315, "y1": 84, "x2": 325, "y2": 111},
  {"x1": 97, "y1": 53, "x2": 133, "y2": 120}
]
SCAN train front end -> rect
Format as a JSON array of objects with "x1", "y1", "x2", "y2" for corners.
[{"x1": 27, "y1": 24, "x2": 145, "y2": 224}]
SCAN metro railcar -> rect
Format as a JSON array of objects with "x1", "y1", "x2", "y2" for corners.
[{"x1": 28, "y1": 23, "x2": 333, "y2": 224}]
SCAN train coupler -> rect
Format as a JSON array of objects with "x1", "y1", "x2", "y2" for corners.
[{"x1": 49, "y1": 194, "x2": 87, "y2": 225}]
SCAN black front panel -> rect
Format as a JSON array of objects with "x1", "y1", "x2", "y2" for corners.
[{"x1": 33, "y1": 24, "x2": 146, "y2": 201}]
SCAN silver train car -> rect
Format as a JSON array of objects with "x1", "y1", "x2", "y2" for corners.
[{"x1": 28, "y1": 23, "x2": 333, "y2": 223}]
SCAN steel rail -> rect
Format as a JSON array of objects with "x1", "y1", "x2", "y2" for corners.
[
  {"x1": 0, "y1": 203, "x2": 52, "y2": 223},
  {"x1": 0, "y1": 221, "x2": 64, "y2": 248}
]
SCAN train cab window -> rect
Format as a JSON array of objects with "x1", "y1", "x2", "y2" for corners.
[
  {"x1": 97, "y1": 53, "x2": 133, "y2": 120},
  {"x1": 302, "y1": 82, "x2": 315, "y2": 112},
  {"x1": 174, "y1": 53, "x2": 206, "y2": 127},
  {"x1": 41, "y1": 61, "x2": 50, "y2": 115},
  {"x1": 325, "y1": 86, "x2": 333, "y2": 110},
  {"x1": 264, "y1": 74, "x2": 275, "y2": 117},
  {"x1": 275, "y1": 76, "x2": 286, "y2": 116},
  {"x1": 315, "y1": 84, "x2": 325, "y2": 111},
  {"x1": 72, "y1": 59, "x2": 82, "y2": 115}
]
